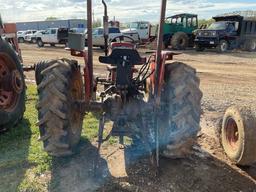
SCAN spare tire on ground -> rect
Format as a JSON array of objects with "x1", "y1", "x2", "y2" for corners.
[
  {"x1": 0, "y1": 38, "x2": 26, "y2": 131},
  {"x1": 221, "y1": 106, "x2": 256, "y2": 166},
  {"x1": 171, "y1": 32, "x2": 189, "y2": 50}
]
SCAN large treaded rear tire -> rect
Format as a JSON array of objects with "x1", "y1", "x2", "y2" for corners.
[
  {"x1": 0, "y1": 38, "x2": 25, "y2": 131},
  {"x1": 159, "y1": 62, "x2": 202, "y2": 158},
  {"x1": 36, "y1": 59, "x2": 84, "y2": 156},
  {"x1": 35, "y1": 60, "x2": 52, "y2": 85},
  {"x1": 222, "y1": 106, "x2": 256, "y2": 166},
  {"x1": 171, "y1": 32, "x2": 189, "y2": 50}
]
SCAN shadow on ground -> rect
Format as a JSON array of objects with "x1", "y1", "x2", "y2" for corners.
[
  {"x1": 49, "y1": 138, "x2": 111, "y2": 192},
  {"x1": 97, "y1": 144, "x2": 256, "y2": 192},
  {"x1": 0, "y1": 118, "x2": 32, "y2": 191}
]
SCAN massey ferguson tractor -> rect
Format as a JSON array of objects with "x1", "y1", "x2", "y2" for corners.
[
  {"x1": 34, "y1": 0, "x2": 202, "y2": 166},
  {"x1": 0, "y1": 16, "x2": 26, "y2": 132}
]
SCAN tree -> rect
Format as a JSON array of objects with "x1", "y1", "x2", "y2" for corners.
[
  {"x1": 198, "y1": 19, "x2": 214, "y2": 27},
  {"x1": 45, "y1": 17, "x2": 58, "y2": 21},
  {"x1": 93, "y1": 18, "x2": 102, "y2": 28}
]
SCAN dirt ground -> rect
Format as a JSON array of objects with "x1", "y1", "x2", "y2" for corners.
[{"x1": 21, "y1": 44, "x2": 256, "y2": 192}]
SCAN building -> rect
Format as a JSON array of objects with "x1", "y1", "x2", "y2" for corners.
[{"x1": 16, "y1": 19, "x2": 87, "y2": 31}]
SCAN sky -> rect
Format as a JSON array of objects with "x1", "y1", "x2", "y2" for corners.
[{"x1": 0, "y1": 0, "x2": 256, "y2": 23}]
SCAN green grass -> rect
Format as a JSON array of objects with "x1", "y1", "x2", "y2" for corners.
[{"x1": 0, "y1": 84, "x2": 102, "y2": 192}]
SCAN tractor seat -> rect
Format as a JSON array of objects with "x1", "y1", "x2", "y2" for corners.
[{"x1": 99, "y1": 48, "x2": 146, "y2": 66}]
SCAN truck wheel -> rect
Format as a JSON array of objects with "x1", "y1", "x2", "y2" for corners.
[
  {"x1": 18, "y1": 37, "x2": 24, "y2": 43},
  {"x1": 158, "y1": 62, "x2": 202, "y2": 158},
  {"x1": 0, "y1": 39, "x2": 25, "y2": 131},
  {"x1": 50, "y1": 43, "x2": 55, "y2": 47},
  {"x1": 217, "y1": 40, "x2": 228, "y2": 53},
  {"x1": 36, "y1": 59, "x2": 84, "y2": 156},
  {"x1": 222, "y1": 106, "x2": 256, "y2": 166},
  {"x1": 171, "y1": 32, "x2": 189, "y2": 50},
  {"x1": 37, "y1": 39, "x2": 44, "y2": 47},
  {"x1": 242, "y1": 40, "x2": 256, "y2": 52}
]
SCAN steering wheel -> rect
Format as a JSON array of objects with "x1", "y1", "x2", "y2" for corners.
[{"x1": 110, "y1": 35, "x2": 136, "y2": 45}]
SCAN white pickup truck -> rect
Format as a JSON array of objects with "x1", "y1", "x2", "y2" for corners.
[
  {"x1": 122, "y1": 21, "x2": 156, "y2": 42},
  {"x1": 86, "y1": 27, "x2": 131, "y2": 49},
  {"x1": 17, "y1": 30, "x2": 37, "y2": 43},
  {"x1": 36, "y1": 28, "x2": 69, "y2": 47},
  {"x1": 25, "y1": 30, "x2": 44, "y2": 43}
]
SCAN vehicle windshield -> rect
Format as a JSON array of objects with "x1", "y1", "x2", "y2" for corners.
[
  {"x1": 129, "y1": 22, "x2": 139, "y2": 29},
  {"x1": 208, "y1": 22, "x2": 227, "y2": 30}
]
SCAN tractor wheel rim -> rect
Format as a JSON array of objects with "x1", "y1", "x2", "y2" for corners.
[
  {"x1": 225, "y1": 117, "x2": 239, "y2": 151},
  {"x1": 69, "y1": 69, "x2": 83, "y2": 134},
  {"x1": 12, "y1": 70, "x2": 23, "y2": 94},
  {"x1": 0, "y1": 53, "x2": 22, "y2": 112}
]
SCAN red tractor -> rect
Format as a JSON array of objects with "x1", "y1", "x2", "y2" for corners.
[
  {"x1": 0, "y1": 16, "x2": 25, "y2": 132},
  {"x1": 35, "y1": 0, "x2": 202, "y2": 165}
]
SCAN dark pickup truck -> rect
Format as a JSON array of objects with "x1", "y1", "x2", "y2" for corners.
[{"x1": 194, "y1": 15, "x2": 256, "y2": 52}]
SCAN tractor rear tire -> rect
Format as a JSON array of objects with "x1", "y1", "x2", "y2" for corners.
[
  {"x1": 221, "y1": 106, "x2": 256, "y2": 166},
  {"x1": 171, "y1": 32, "x2": 189, "y2": 50},
  {"x1": 0, "y1": 39, "x2": 26, "y2": 131},
  {"x1": 36, "y1": 59, "x2": 84, "y2": 156},
  {"x1": 35, "y1": 60, "x2": 52, "y2": 85},
  {"x1": 159, "y1": 62, "x2": 202, "y2": 158}
]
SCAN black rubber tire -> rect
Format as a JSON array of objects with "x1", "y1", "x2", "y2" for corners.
[
  {"x1": 221, "y1": 106, "x2": 256, "y2": 166},
  {"x1": 18, "y1": 37, "x2": 24, "y2": 43},
  {"x1": 35, "y1": 60, "x2": 52, "y2": 85},
  {"x1": 171, "y1": 32, "x2": 189, "y2": 50},
  {"x1": 0, "y1": 38, "x2": 26, "y2": 131},
  {"x1": 50, "y1": 43, "x2": 55, "y2": 47},
  {"x1": 36, "y1": 59, "x2": 84, "y2": 156},
  {"x1": 37, "y1": 39, "x2": 44, "y2": 47},
  {"x1": 216, "y1": 40, "x2": 228, "y2": 53},
  {"x1": 242, "y1": 40, "x2": 256, "y2": 52},
  {"x1": 159, "y1": 62, "x2": 202, "y2": 158}
]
